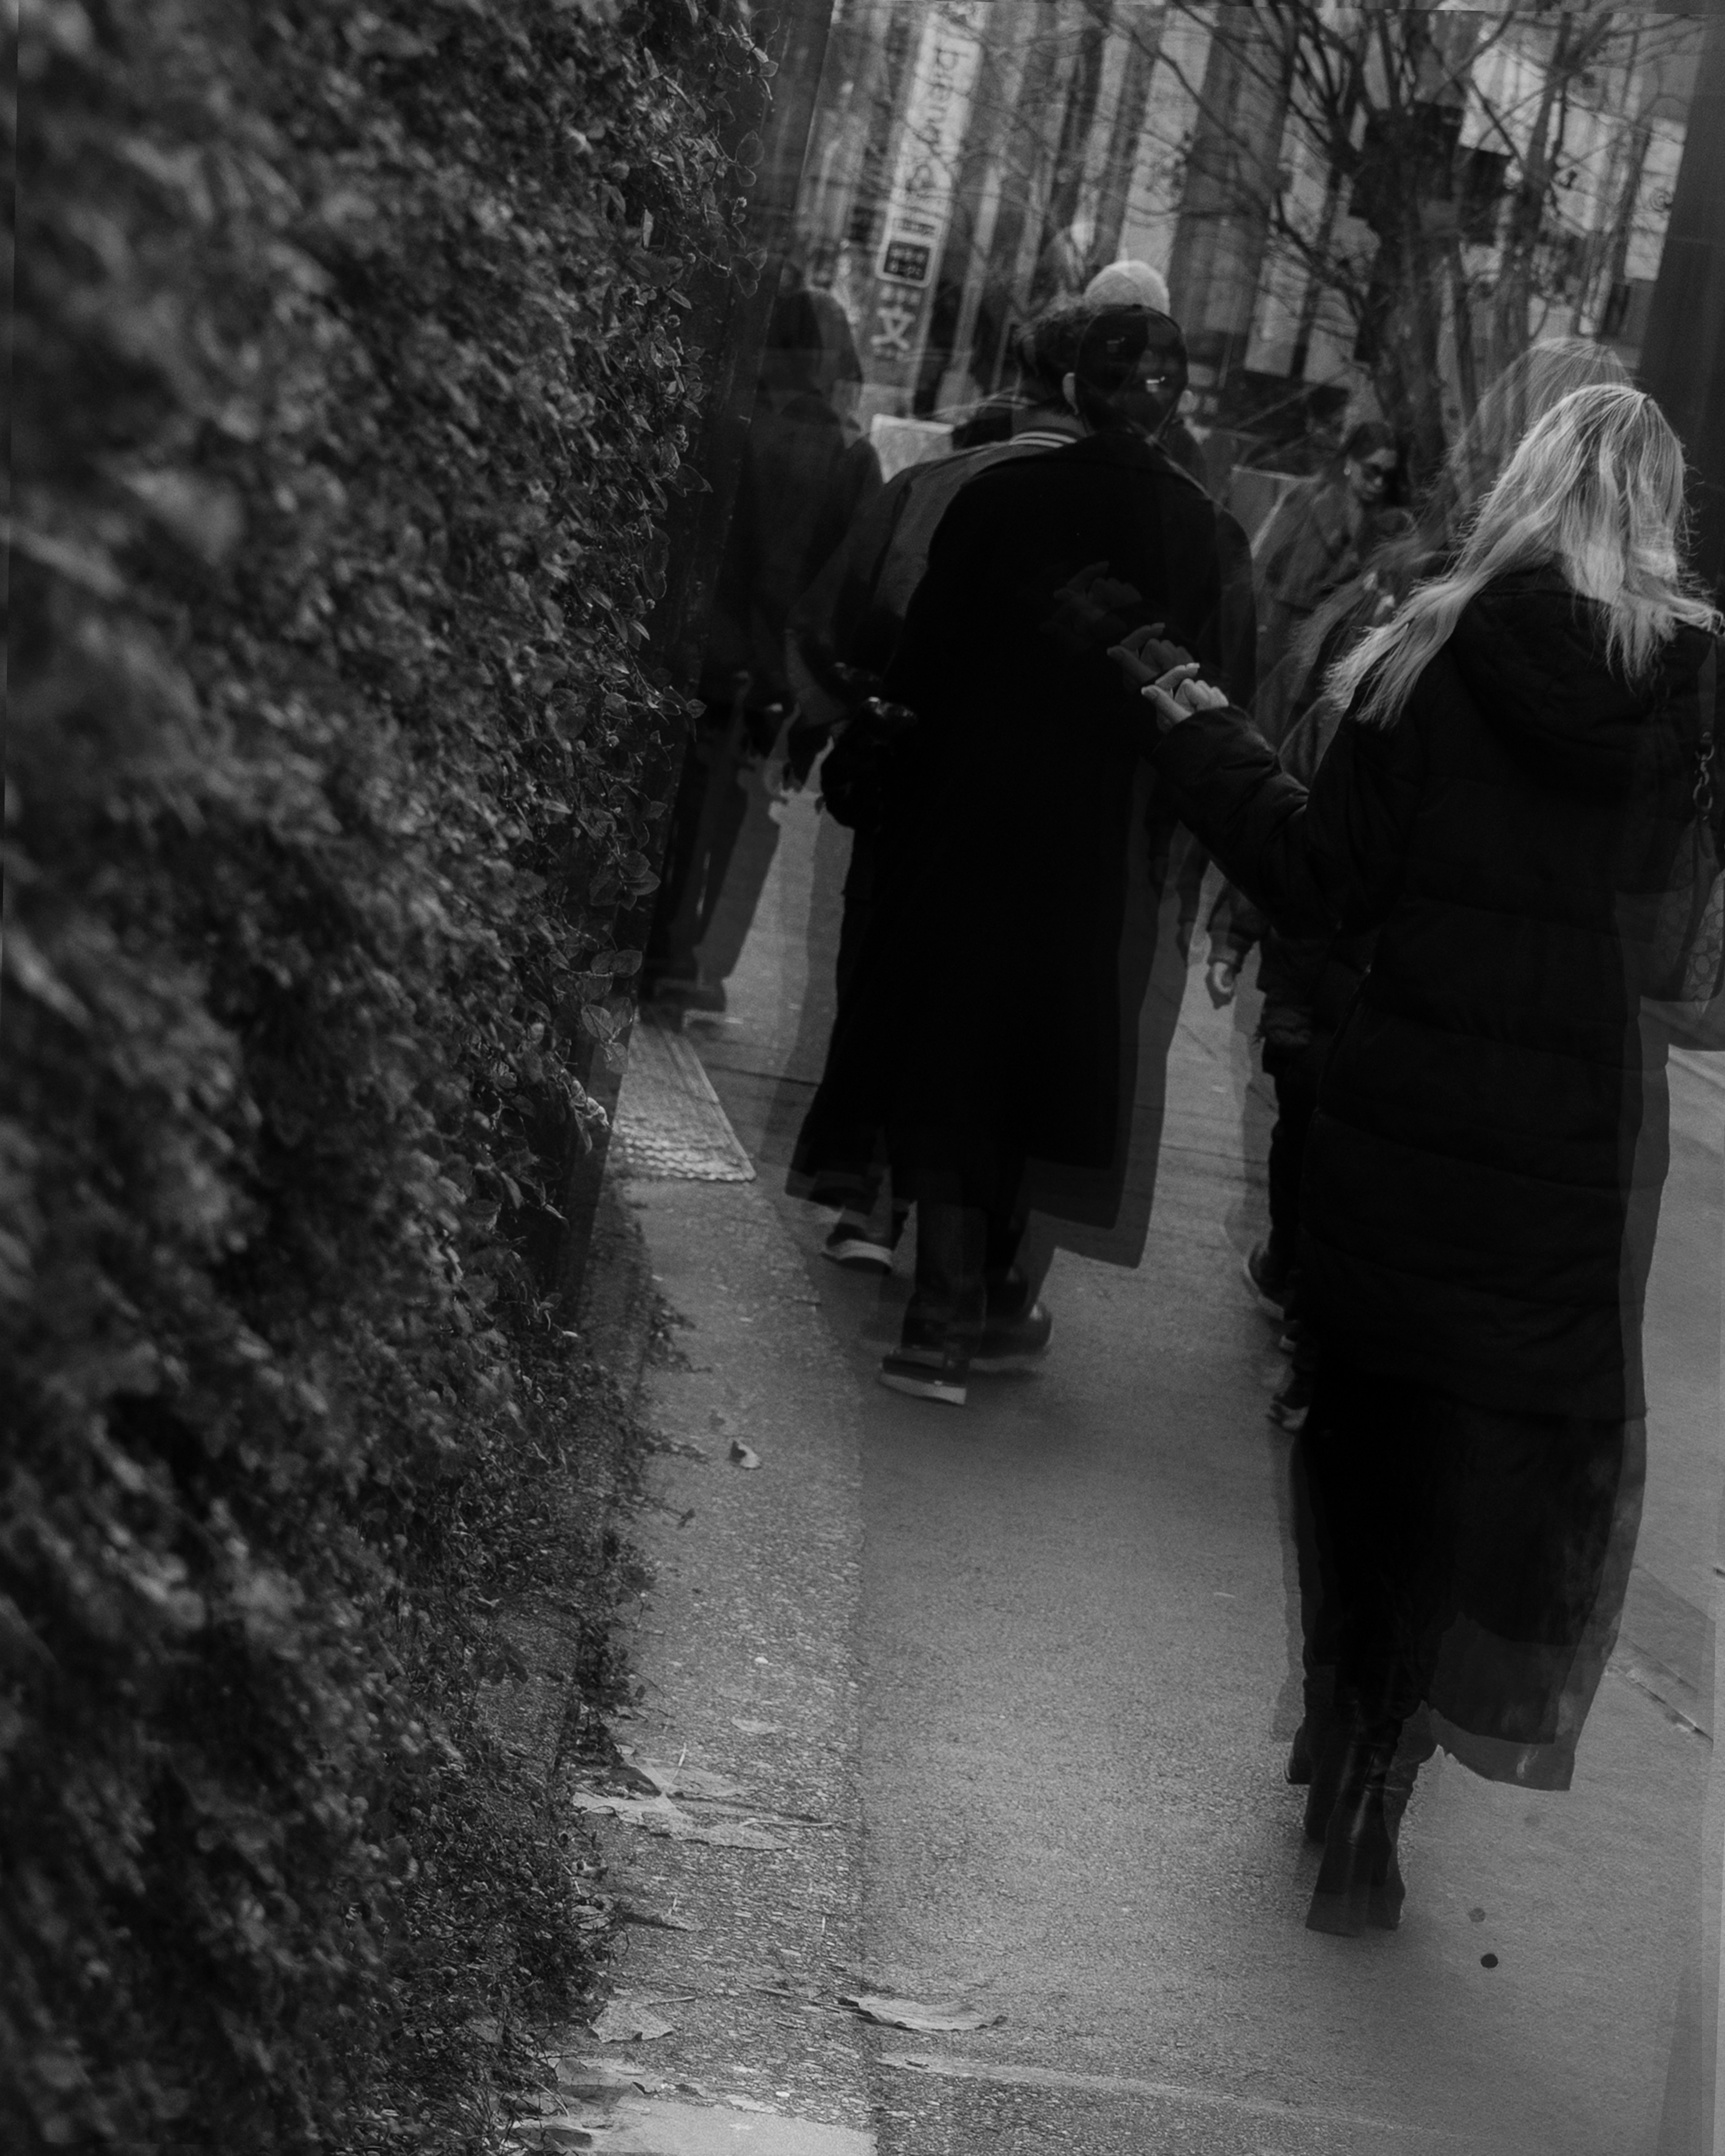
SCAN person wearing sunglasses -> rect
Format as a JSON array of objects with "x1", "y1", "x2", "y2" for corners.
[{"x1": 1252, "y1": 420, "x2": 1405, "y2": 694}]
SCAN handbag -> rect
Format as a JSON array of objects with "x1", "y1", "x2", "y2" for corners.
[
  {"x1": 817, "y1": 689, "x2": 919, "y2": 833},
  {"x1": 1645, "y1": 641, "x2": 1724, "y2": 1011}
]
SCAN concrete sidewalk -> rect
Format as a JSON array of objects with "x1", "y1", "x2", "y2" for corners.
[{"x1": 586, "y1": 793, "x2": 1716, "y2": 2156}]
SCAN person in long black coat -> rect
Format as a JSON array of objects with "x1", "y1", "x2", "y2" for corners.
[
  {"x1": 1113, "y1": 382, "x2": 1720, "y2": 1935},
  {"x1": 791, "y1": 306, "x2": 1255, "y2": 1403}
]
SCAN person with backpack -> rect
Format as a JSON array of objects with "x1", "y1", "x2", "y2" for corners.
[{"x1": 1111, "y1": 383, "x2": 1721, "y2": 1935}]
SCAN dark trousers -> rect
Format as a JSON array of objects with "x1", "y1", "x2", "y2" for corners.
[
  {"x1": 833, "y1": 825, "x2": 878, "y2": 1007},
  {"x1": 1288, "y1": 1423, "x2": 1343, "y2": 1722},
  {"x1": 646, "y1": 703, "x2": 778, "y2": 987},
  {"x1": 902, "y1": 1162, "x2": 1047, "y2": 1354},
  {"x1": 1262, "y1": 1042, "x2": 1321, "y2": 1272}
]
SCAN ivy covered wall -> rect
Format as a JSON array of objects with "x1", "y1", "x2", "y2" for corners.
[{"x1": 3, "y1": 0, "x2": 766, "y2": 2145}]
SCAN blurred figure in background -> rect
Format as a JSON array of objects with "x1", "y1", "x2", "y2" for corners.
[
  {"x1": 805, "y1": 285, "x2": 867, "y2": 439},
  {"x1": 1252, "y1": 421, "x2": 1406, "y2": 713},
  {"x1": 644, "y1": 275, "x2": 880, "y2": 1010},
  {"x1": 949, "y1": 287, "x2": 1117, "y2": 451}
]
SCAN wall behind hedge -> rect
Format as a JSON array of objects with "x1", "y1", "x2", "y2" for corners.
[{"x1": 3, "y1": 0, "x2": 765, "y2": 2146}]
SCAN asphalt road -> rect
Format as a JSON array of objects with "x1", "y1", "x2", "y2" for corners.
[{"x1": 679, "y1": 780, "x2": 1724, "y2": 2156}]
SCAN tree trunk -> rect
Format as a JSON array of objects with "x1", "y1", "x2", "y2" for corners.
[
  {"x1": 1094, "y1": 4, "x2": 1163, "y2": 266},
  {"x1": 1488, "y1": 12, "x2": 1569, "y2": 374}
]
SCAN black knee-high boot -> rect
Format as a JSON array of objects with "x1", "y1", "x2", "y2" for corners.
[{"x1": 1306, "y1": 1720, "x2": 1407, "y2": 1934}]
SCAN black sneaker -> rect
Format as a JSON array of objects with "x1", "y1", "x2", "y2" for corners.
[
  {"x1": 879, "y1": 1342, "x2": 970, "y2": 1406},
  {"x1": 1268, "y1": 1362, "x2": 1314, "y2": 1434},
  {"x1": 971, "y1": 1300, "x2": 1053, "y2": 1375},
  {"x1": 1243, "y1": 1239, "x2": 1294, "y2": 1319}
]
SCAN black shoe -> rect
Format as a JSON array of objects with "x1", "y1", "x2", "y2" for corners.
[
  {"x1": 823, "y1": 1222, "x2": 896, "y2": 1273},
  {"x1": 1268, "y1": 1362, "x2": 1314, "y2": 1435},
  {"x1": 1304, "y1": 1708, "x2": 1429, "y2": 1838},
  {"x1": 1243, "y1": 1239, "x2": 1294, "y2": 1319},
  {"x1": 879, "y1": 1341, "x2": 969, "y2": 1406},
  {"x1": 1306, "y1": 1732, "x2": 1409, "y2": 1935},
  {"x1": 971, "y1": 1299, "x2": 1052, "y2": 1375},
  {"x1": 823, "y1": 1200, "x2": 907, "y2": 1273}
]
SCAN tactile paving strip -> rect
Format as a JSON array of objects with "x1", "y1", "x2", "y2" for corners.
[{"x1": 609, "y1": 1020, "x2": 756, "y2": 1183}]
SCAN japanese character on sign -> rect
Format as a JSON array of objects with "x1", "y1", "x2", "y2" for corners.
[
  {"x1": 880, "y1": 239, "x2": 932, "y2": 285},
  {"x1": 871, "y1": 298, "x2": 920, "y2": 358}
]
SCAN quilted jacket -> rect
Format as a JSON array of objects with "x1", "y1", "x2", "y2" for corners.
[{"x1": 1150, "y1": 568, "x2": 1712, "y2": 1418}]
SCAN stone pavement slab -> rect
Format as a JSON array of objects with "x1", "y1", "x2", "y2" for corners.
[
  {"x1": 590, "y1": 2094, "x2": 872, "y2": 2153},
  {"x1": 554, "y1": 1171, "x2": 876, "y2": 2148}
]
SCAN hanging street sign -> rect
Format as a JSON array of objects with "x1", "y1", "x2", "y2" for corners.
[{"x1": 867, "y1": 3, "x2": 985, "y2": 372}]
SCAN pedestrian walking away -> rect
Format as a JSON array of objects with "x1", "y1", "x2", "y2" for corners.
[
  {"x1": 783, "y1": 290, "x2": 1101, "y2": 1272},
  {"x1": 1112, "y1": 382, "x2": 1724, "y2": 1936},
  {"x1": 792, "y1": 303, "x2": 1255, "y2": 1405}
]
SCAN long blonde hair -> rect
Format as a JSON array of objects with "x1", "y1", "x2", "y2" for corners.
[
  {"x1": 1435, "y1": 337, "x2": 1630, "y2": 544},
  {"x1": 1329, "y1": 384, "x2": 1718, "y2": 729}
]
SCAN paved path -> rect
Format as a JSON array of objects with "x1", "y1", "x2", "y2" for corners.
[{"x1": 648, "y1": 784, "x2": 1723, "y2": 2155}]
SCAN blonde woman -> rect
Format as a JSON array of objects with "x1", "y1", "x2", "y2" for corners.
[{"x1": 1112, "y1": 384, "x2": 1720, "y2": 1934}]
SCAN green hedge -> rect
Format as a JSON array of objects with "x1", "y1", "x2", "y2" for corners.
[{"x1": 4, "y1": 0, "x2": 763, "y2": 2146}]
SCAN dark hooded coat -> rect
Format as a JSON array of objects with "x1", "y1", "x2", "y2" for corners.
[
  {"x1": 791, "y1": 428, "x2": 1255, "y2": 1220},
  {"x1": 1149, "y1": 568, "x2": 1714, "y2": 1421}
]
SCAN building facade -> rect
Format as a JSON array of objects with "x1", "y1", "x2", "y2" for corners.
[{"x1": 786, "y1": 0, "x2": 1725, "y2": 555}]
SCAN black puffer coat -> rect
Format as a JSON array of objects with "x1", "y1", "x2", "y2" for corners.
[{"x1": 1150, "y1": 569, "x2": 1713, "y2": 1420}]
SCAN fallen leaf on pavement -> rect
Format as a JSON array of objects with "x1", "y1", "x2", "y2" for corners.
[
  {"x1": 569, "y1": 1790, "x2": 690, "y2": 1834},
  {"x1": 677, "y1": 1817, "x2": 787, "y2": 1850},
  {"x1": 511, "y1": 2120, "x2": 597, "y2": 2151},
  {"x1": 551, "y1": 2056, "x2": 657, "y2": 2095},
  {"x1": 633, "y1": 1759, "x2": 748, "y2": 1801},
  {"x1": 841, "y1": 1994, "x2": 1004, "y2": 2033},
  {"x1": 613, "y1": 1897, "x2": 698, "y2": 1932},
  {"x1": 754, "y1": 1976, "x2": 825, "y2": 2003},
  {"x1": 590, "y1": 1996, "x2": 676, "y2": 2044},
  {"x1": 728, "y1": 1440, "x2": 761, "y2": 1469},
  {"x1": 569, "y1": 1788, "x2": 785, "y2": 1851}
]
